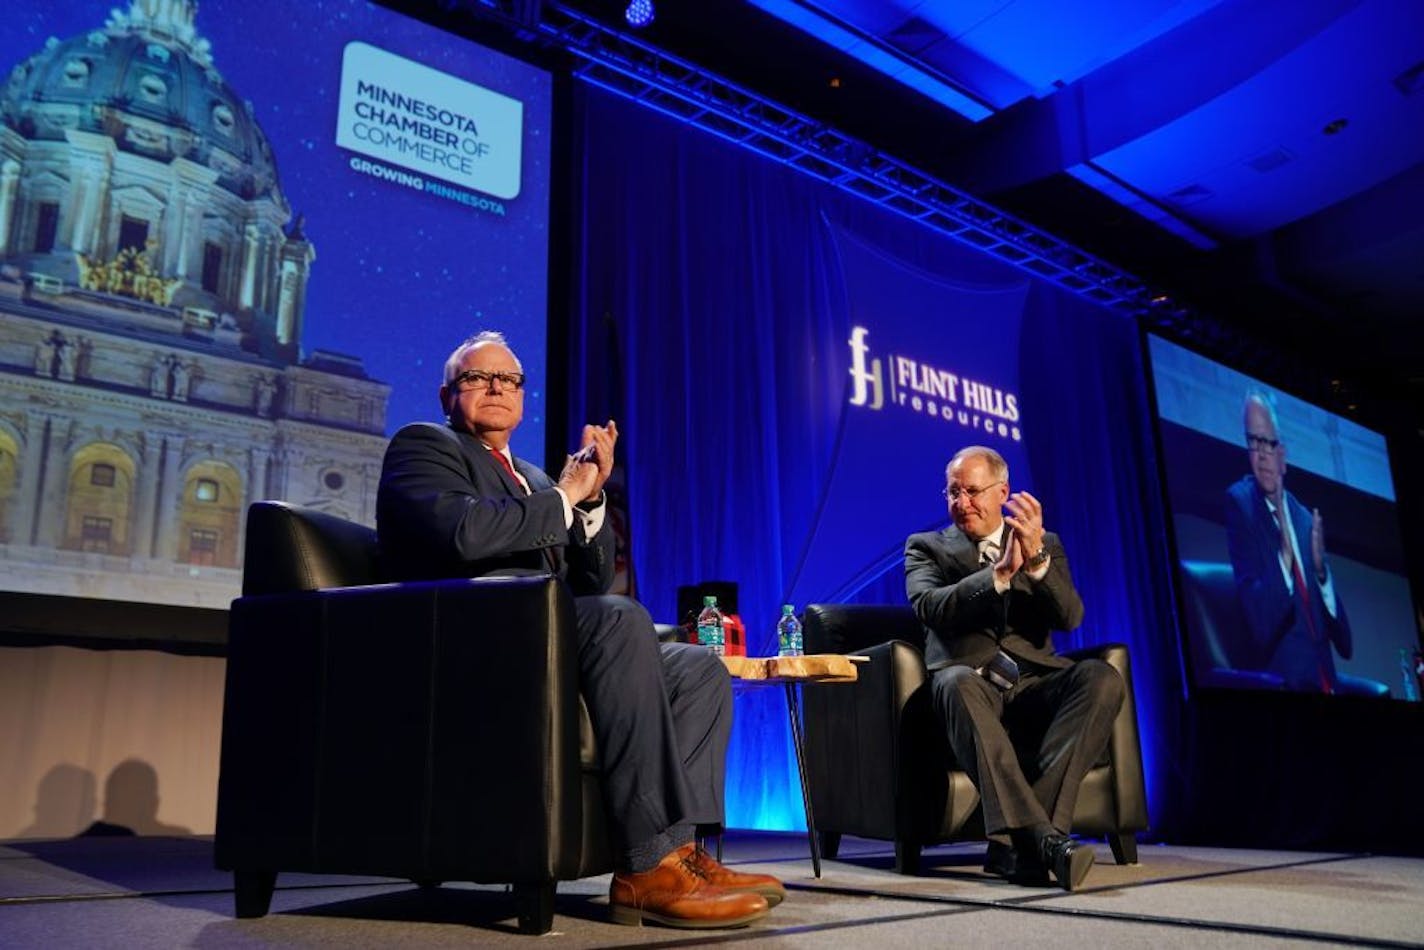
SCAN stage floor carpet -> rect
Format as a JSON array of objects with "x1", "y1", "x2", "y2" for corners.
[{"x1": 2, "y1": 832, "x2": 1421, "y2": 948}]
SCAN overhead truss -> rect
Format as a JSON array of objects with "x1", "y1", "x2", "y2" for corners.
[{"x1": 459, "y1": 0, "x2": 1328, "y2": 400}]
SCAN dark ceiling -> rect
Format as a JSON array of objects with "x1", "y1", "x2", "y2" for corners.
[{"x1": 546, "y1": 0, "x2": 1423, "y2": 422}]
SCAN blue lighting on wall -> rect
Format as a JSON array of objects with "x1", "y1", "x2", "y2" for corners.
[{"x1": 573, "y1": 85, "x2": 1177, "y2": 833}]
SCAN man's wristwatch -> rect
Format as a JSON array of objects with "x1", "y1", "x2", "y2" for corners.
[{"x1": 1024, "y1": 546, "x2": 1050, "y2": 569}]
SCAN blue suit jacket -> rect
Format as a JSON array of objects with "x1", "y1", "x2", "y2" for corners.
[
  {"x1": 905, "y1": 524, "x2": 1084, "y2": 673},
  {"x1": 1223, "y1": 475, "x2": 1352, "y2": 689},
  {"x1": 376, "y1": 421, "x2": 613, "y2": 594}
]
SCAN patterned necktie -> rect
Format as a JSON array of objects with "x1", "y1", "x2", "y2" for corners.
[{"x1": 977, "y1": 539, "x2": 1018, "y2": 690}]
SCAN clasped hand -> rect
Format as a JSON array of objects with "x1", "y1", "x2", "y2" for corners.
[
  {"x1": 1283, "y1": 506, "x2": 1328, "y2": 583},
  {"x1": 557, "y1": 419, "x2": 618, "y2": 504},
  {"x1": 993, "y1": 490, "x2": 1047, "y2": 579}
]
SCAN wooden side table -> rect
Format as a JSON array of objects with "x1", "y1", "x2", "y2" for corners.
[{"x1": 722, "y1": 654, "x2": 860, "y2": 877}]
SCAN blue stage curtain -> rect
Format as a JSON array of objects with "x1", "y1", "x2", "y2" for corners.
[{"x1": 568, "y1": 86, "x2": 1180, "y2": 833}]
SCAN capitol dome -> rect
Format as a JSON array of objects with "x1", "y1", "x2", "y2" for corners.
[
  {"x1": 0, "y1": 0, "x2": 316, "y2": 361},
  {"x1": 1, "y1": 0, "x2": 282, "y2": 203}
]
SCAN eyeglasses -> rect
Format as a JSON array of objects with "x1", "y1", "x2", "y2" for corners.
[
  {"x1": 1245, "y1": 434, "x2": 1281, "y2": 453},
  {"x1": 942, "y1": 479, "x2": 1003, "y2": 502},
  {"x1": 451, "y1": 369, "x2": 526, "y2": 392}
]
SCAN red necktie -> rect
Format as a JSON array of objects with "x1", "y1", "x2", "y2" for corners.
[
  {"x1": 488, "y1": 448, "x2": 526, "y2": 494},
  {"x1": 1280, "y1": 512, "x2": 1332, "y2": 695}
]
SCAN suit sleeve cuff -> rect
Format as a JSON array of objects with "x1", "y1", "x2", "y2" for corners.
[
  {"x1": 1026, "y1": 556, "x2": 1051, "y2": 582},
  {"x1": 574, "y1": 491, "x2": 607, "y2": 537},
  {"x1": 1318, "y1": 567, "x2": 1339, "y2": 617},
  {"x1": 553, "y1": 487, "x2": 574, "y2": 529}
]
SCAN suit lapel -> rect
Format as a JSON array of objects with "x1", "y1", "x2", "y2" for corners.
[
  {"x1": 511, "y1": 455, "x2": 564, "y2": 575},
  {"x1": 511, "y1": 456, "x2": 541, "y2": 493},
  {"x1": 490, "y1": 450, "x2": 525, "y2": 496},
  {"x1": 946, "y1": 524, "x2": 1010, "y2": 636},
  {"x1": 1255, "y1": 484, "x2": 1308, "y2": 582},
  {"x1": 451, "y1": 430, "x2": 560, "y2": 573},
  {"x1": 942, "y1": 526, "x2": 981, "y2": 575},
  {"x1": 1287, "y1": 495, "x2": 1317, "y2": 599},
  {"x1": 457, "y1": 429, "x2": 520, "y2": 496},
  {"x1": 1249, "y1": 482, "x2": 1280, "y2": 565}
]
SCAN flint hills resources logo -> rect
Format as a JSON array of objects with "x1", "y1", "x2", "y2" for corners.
[{"x1": 847, "y1": 327, "x2": 1022, "y2": 442}]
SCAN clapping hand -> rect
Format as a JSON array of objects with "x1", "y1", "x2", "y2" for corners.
[
  {"x1": 992, "y1": 532, "x2": 1024, "y2": 582},
  {"x1": 581, "y1": 420, "x2": 617, "y2": 495},
  {"x1": 1004, "y1": 490, "x2": 1046, "y2": 568},
  {"x1": 1311, "y1": 507, "x2": 1327, "y2": 582},
  {"x1": 560, "y1": 419, "x2": 617, "y2": 503},
  {"x1": 557, "y1": 450, "x2": 600, "y2": 504}
]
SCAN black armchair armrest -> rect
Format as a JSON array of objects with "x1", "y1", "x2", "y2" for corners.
[
  {"x1": 803, "y1": 639, "x2": 930, "y2": 842},
  {"x1": 1062, "y1": 642, "x2": 1149, "y2": 840},
  {"x1": 1202, "y1": 668, "x2": 1287, "y2": 690},
  {"x1": 216, "y1": 574, "x2": 599, "y2": 884},
  {"x1": 802, "y1": 604, "x2": 959, "y2": 843}
]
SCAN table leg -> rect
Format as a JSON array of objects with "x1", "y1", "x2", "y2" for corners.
[{"x1": 784, "y1": 681, "x2": 822, "y2": 878}]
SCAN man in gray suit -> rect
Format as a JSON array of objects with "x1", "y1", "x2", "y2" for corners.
[
  {"x1": 905, "y1": 445, "x2": 1122, "y2": 891},
  {"x1": 377, "y1": 331, "x2": 782, "y2": 928}
]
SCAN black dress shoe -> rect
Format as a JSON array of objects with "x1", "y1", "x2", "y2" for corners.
[
  {"x1": 1039, "y1": 834, "x2": 1094, "y2": 891},
  {"x1": 984, "y1": 841, "x2": 1049, "y2": 886},
  {"x1": 983, "y1": 840, "x2": 1015, "y2": 877}
]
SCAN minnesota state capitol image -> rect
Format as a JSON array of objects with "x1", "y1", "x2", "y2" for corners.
[{"x1": 0, "y1": 0, "x2": 389, "y2": 608}]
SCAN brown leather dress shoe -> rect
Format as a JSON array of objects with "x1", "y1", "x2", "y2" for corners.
[
  {"x1": 609, "y1": 846, "x2": 769, "y2": 928},
  {"x1": 685, "y1": 844, "x2": 787, "y2": 906}
]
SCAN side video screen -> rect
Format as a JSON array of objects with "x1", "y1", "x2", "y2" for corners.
[{"x1": 1148, "y1": 335, "x2": 1420, "y2": 700}]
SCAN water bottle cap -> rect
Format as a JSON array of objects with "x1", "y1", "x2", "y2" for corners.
[
  {"x1": 781, "y1": 604, "x2": 794, "y2": 615},
  {"x1": 703, "y1": 595, "x2": 717, "y2": 607}
]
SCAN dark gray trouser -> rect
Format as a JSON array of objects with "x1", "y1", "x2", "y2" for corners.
[
  {"x1": 574, "y1": 595, "x2": 732, "y2": 866},
  {"x1": 931, "y1": 658, "x2": 1123, "y2": 837}
]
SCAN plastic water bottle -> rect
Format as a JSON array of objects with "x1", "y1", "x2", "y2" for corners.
[
  {"x1": 777, "y1": 604, "x2": 803, "y2": 656},
  {"x1": 1401, "y1": 648, "x2": 1420, "y2": 702},
  {"x1": 697, "y1": 596, "x2": 725, "y2": 656}
]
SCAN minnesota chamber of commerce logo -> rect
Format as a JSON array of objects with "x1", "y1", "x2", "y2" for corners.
[{"x1": 847, "y1": 327, "x2": 1022, "y2": 441}]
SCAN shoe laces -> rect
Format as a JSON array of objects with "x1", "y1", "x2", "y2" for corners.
[{"x1": 680, "y1": 846, "x2": 712, "y2": 880}]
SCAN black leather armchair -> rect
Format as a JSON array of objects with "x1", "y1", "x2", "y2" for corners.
[
  {"x1": 214, "y1": 501, "x2": 612, "y2": 934},
  {"x1": 1179, "y1": 560, "x2": 1287, "y2": 690},
  {"x1": 801, "y1": 604, "x2": 1148, "y2": 874},
  {"x1": 1178, "y1": 559, "x2": 1389, "y2": 697}
]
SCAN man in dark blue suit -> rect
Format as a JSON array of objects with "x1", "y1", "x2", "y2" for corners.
[
  {"x1": 1225, "y1": 391, "x2": 1352, "y2": 693},
  {"x1": 377, "y1": 331, "x2": 781, "y2": 928}
]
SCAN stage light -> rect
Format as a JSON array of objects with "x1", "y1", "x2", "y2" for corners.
[{"x1": 624, "y1": 0, "x2": 654, "y2": 28}]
